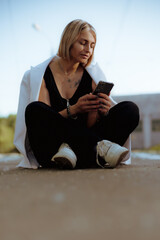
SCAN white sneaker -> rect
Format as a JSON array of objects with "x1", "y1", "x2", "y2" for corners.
[
  {"x1": 96, "y1": 140, "x2": 129, "y2": 168},
  {"x1": 51, "y1": 143, "x2": 77, "y2": 169}
]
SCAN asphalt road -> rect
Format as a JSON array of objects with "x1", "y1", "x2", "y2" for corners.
[{"x1": 0, "y1": 156, "x2": 160, "y2": 240}]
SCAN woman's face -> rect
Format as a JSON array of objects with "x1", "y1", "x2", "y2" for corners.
[{"x1": 70, "y1": 30, "x2": 96, "y2": 64}]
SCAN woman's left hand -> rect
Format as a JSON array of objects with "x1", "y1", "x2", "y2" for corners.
[{"x1": 97, "y1": 93, "x2": 112, "y2": 116}]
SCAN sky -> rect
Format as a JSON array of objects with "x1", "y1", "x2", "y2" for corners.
[{"x1": 0, "y1": 0, "x2": 160, "y2": 116}]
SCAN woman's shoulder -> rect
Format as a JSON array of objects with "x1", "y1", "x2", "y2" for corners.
[
  {"x1": 30, "y1": 56, "x2": 57, "y2": 71},
  {"x1": 48, "y1": 57, "x2": 59, "y2": 71}
]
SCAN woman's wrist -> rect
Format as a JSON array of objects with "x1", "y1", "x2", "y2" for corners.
[
  {"x1": 67, "y1": 104, "x2": 78, "y2": 119},
  {"x1": 70, "y1": 104, "x2": 78, "y2": 116}
]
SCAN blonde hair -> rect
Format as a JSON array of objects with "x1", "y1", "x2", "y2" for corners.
[{"x1": 57, "y1": 19, "x2": 96, "y2": 66}]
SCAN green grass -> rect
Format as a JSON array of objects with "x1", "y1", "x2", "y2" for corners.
[
  {"x1": 133, "y1": 144, "x2": 160, "y2": 154},
  {"x1": 0, "y1": 115, "x2": 17, "y2": 153}
]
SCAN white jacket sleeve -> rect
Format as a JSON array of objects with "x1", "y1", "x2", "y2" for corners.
[{"x1": 14, "y1": 70, "x2": 33, "y2": 168}]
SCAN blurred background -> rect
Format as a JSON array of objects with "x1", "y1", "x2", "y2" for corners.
[{"x1": 0, "y1": 0, "x2": 160, "y2": 153}]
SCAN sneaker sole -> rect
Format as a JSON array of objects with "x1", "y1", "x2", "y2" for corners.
[
  {"x1": 116, "y1": 150, "x2": 129, "y2": 166},
  {"x1": 51, "y1": 147, "x2": 77, "y2": 168},
  {"x1": 54, "y1": 157, "x2": 73, "y2": 169},
  {"x1": 104, "y1": 150, "x2": 129, "y2": 169}
]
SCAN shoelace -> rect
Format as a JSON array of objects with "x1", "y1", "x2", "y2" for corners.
[{"x1": 96, "y1": 145, "x2": 111, "y2": 168}]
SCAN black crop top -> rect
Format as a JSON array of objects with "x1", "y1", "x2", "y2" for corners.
[{"x1": 43, "y1": 65, "x2": 93, "y2": 125}]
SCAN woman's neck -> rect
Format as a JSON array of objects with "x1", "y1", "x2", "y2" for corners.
[{"x1": 58, "y1": 58, "x2": 80, "y2": 75}]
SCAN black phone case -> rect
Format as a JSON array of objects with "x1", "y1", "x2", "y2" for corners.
[{"x1": 93, "y1": 81, "x2": 114, "y2": 95}]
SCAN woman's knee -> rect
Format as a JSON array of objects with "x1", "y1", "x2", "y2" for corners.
[
  {"x1": 25, "y1": 101, "x2": 40, "y2": 119},
  {"x1": 25, "y1": 101, "x2": 48, "y2": 125},
  {"x1": 25, "y1": 101, "x2": 64, "y2": 128},
  {"x1": 120, "y1": 101, "x2": 140, "y2": 128},
  {"x1": 25, "y1": 101, "x2": 52, "y2": 117},
  {"x1": 124, "y1": 101, "x2": 139, "y2": 117}
]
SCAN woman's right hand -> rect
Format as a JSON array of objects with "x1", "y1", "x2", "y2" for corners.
[{"x1": 73, "y1": 93, "x2": 100, "y2": 114}]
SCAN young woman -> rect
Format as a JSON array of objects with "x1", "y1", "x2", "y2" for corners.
[{"x1": 14, "y1": 19, "x2": 139, "y2": 169}]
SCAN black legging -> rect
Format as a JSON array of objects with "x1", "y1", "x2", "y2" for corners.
[{"x1": 25, "y1": 101, "x2": 139, "y2": 168}]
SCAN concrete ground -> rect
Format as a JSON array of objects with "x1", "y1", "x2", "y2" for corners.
[{"x1": 0, "y1": 155, "x2": 160, "y2": 240}]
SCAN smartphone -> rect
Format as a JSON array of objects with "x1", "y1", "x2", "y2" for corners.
[{"x1": 93, "y1": 81, "x2": 114, "y2": 95}]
